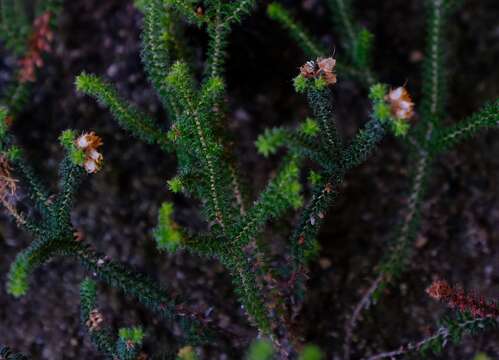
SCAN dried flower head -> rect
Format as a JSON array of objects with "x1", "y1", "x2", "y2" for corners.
[
  {"x1": 316, "y1": 57, "x2": 337, "y2": 85},
  {"x1": 75, "y1": 132, "x2": 103, "y2": 174},
  {"x1": 299, "y1": 57, "x2": 337, "y2": 85},
  {"x1": 76, "y1": 132, "x2": 103, "y2": 150},
  {"x1": 426, "y1": 279, "x2": 499, "y2": 318},
  {"x1": 300, "y1": 60, "x2": 317, "y2": 78},
  {"x1": 86, "y1": 309, "x2": 104, "y2": 332},
  {"x1": 426, "y1": 279, "x2": 453, "y2": 300},
  {"x1": 19, "y1": 12, "x2": 54, "y2": 83},
  {"x1": 387, "y1": 86, "x2": 414, "y2": 120}
]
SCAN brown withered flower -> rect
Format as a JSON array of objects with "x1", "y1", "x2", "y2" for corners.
[
  {"x1": 316, "y1": 57, "x2": 337, "y2": 85},
  {"x1": 75, "y1": 132, "x2": 104, "y2": 174},
  {"x1": 387, "y1": 86, "x2": 415, "y2": 120},
  {"x1": 300, "y1": 57, "x2": 337, "y2": 85},
  {"x1": 300, "y1": 60, "x2": 317, "y2": 78}
]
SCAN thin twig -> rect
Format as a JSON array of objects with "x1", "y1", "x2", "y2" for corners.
[
  {"x1": 344, "y1": 273, "x2": 384, "y2": 360},
  {"x1": 365, "y1": 317, "x2": 496, "y2": 360}
]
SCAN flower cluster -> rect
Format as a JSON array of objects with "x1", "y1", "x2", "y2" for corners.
[
  {"x1": 426, "y1": 279, "x2": 499, "y2": 318},
  {"x1": 75, "y1": 132, "x2": 104, "y2": 174},
  {"x1": 387, "y1": 86, "x2": 414, "y2": 120},
  {"x1": 299, "y1": 57, "x2": 337, "y2": 85},
  {"x1": 18, "y1": 12, "x2": 54, "y2": 83}
]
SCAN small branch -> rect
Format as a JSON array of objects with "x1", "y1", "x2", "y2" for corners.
[
  {"x1": 365, "y1": 317, "x2": 496, "y2": 360},
  {"x1": 344, "y1": 274, "x2": 384, "y2": 360}
]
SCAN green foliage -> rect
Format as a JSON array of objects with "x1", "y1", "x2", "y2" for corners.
[
  {"x1": 59, "y1": 129, "x2": 77, "y2": 149},
  {"x1": 270, "y1": 0, "x2": 375, "y2": 85},
  {"x1": 256, "y1": 128, "x2": 287, "y2": 157},
  {"x1": 76, "y1": 73, "x2": 167, "y2": 148},
  {"x1": 76, "y1": 243, "x2": 207, "y2": 344},
  {"x1": 59, "y1": 130, "x2": 86, "y2": 166},
  {"x1": 133, "y1": 0, "x2": 147, "y2": 12},
  {"x1": 9, "y1": 153, "x2": 52, "y2": 220},
  {"x1": 369, "y1": 83, "x2": 388, "y2": 102},
  {"x1": 7, "y1": 236, "x2": 67, "y2": 297},
  {"x1": 293, "y1": 74, "x2": 309, "y2": 94},
  {"x1": 7, "y1": 254, "x2": 29, "y2": 297},
  {"x1": 5, "y1": 145, "x2": 22, "y2": 162},
  {"x1": 298, "y1": 345, "x2": 324, "y2": 360},
  {"x1": 353, "y1": 28, "x2": 374, "y2": 69},
  {"x1": 255, "y1": 126, "x2": 331, "y2": 167},
  {"x1": 80, "y1": 278, "x2": 116, "y2": 356},
  {"x1": 167, "y1": 176, "x2": 184, "y2": 193},
  {"x1": 431, "y1": 99, "x2": 499, "y2": 153},
  {"x1": 299, "y1": 118, "x2": 320, "y2": 136},
  {"x1": 164, "y1": 0, "x2": 205, "y2": 27},
  {"x1": 291, "y1": 115, "x2": 386, "y2": 267},
  {"x1": 206, "y1": 1, "x2": 257, "y2": 76},
  {"x1": 118, "y1": 327, "x2": 145, "y2": 345},
  {"x1": 419, "y1": 313, "x2": 497, "y2": 357},
  {"x1": 0, "y1": 0, "x2": 62, "y2": 119},
  {"x1": 153, "y1": 202, "x2": 184, "y2": 252},
  {"x1": 2, "y1": 0, "x2": 498, "y2": 359},
  {"x1": 231, "y1": 157, "x2": 303, "y2": 247},
  {"x1": 0, "y1": 0, "x2": 30, "y2": 55},
  {"x1": 326, "y1": 0, "x2": 357, "y2": 52},
  {"x1": 246, "y1": 339, "x2": 274, "y2": 360},
  {"x1": 224, "y1": 0, "x2": 257, "y2": 26},
  {"x1": 1, "y1": 82, "x2": 30, "y2": 118},
  {"x1": 473, "y1": 353, "x2": 492, "y2": 360},
  {"x1": 140, "y1": 0, "x2": 186, "y2": 119},
  {"x1": 340, "y1": 4, "x2": 498, "y2": 352},
  {"x1": 368, "y1": 0, "x2": 495, "y2": 310},
  {"x1": 308, "y1": 170, "x2": 322, "y2": 186},
  {"x1": 420, "y1": 0, "x2": 449, "y2": 124},
  {"x1": 161, "y1": 0, "x2": 256, "y2": 78},
  {"x1": 80, "y1": 277, "x2": 97, "y2": 313},
  {"x1": 0, "y1": 106, "x2": 9, "y2": 138},
  {"x1": 305, "y1": 86, "x2": 342, "y2": 155}
]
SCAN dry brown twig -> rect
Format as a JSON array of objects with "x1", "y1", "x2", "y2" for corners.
[{"x1": 0, "y1": 156, "x2": 25, "y2": 225}]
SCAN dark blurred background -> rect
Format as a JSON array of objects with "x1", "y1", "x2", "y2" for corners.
[{"x1": 0, "y1": 0, "x2": 498, "y2": 358}]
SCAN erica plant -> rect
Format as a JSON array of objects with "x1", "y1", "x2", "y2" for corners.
[{"x1": 0, "y1": 0, "x2": 498, "y2": 359}]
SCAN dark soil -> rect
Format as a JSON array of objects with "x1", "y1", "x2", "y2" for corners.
[{"x1": 1, "y1": 0, "x2": 498, "y2": 359}]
